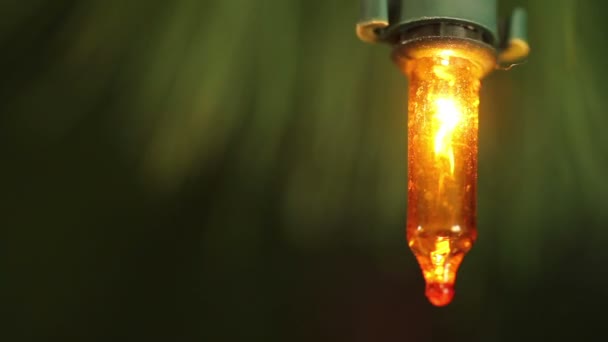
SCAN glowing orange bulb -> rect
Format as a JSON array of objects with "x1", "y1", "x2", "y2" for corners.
[{"x1": 398, "y1": 40, "x2": 496, "y2": 306}]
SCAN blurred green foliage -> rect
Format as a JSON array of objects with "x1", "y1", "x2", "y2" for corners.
[{"x1": 1, "y1": 0, "x2": 608, "y2": 340}]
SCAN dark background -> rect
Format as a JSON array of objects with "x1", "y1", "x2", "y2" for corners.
[{"x1": 2, "y1": 0, "x2": 608, "y2": 340}]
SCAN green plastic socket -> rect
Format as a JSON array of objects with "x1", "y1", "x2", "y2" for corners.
[
  {"x1": 387, "y1": 0, "x2": 498, "y2": 45},
  {"x1": 356, "y1": 0, "x2": 529, "y2": 62}
]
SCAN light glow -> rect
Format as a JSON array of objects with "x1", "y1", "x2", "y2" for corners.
[{"x1": 433, "y1": 98, "x2": 462, "y2": 175}]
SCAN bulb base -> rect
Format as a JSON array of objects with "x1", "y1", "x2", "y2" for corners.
[{"x1": 392, "y1": 36, "x2": 497, "y2": 79}]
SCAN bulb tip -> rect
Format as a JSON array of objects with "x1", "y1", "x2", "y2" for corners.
[{"x1": 425, "y1": 282, "x2": 455, "y2": 307}]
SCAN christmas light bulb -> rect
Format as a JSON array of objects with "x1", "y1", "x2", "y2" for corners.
[
  {"x1": 357, "y1": 0, "x2": 529, "y2": 307},
  {"x1": 397, "y1": 39, "x2": 496, "y2": 306}
]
